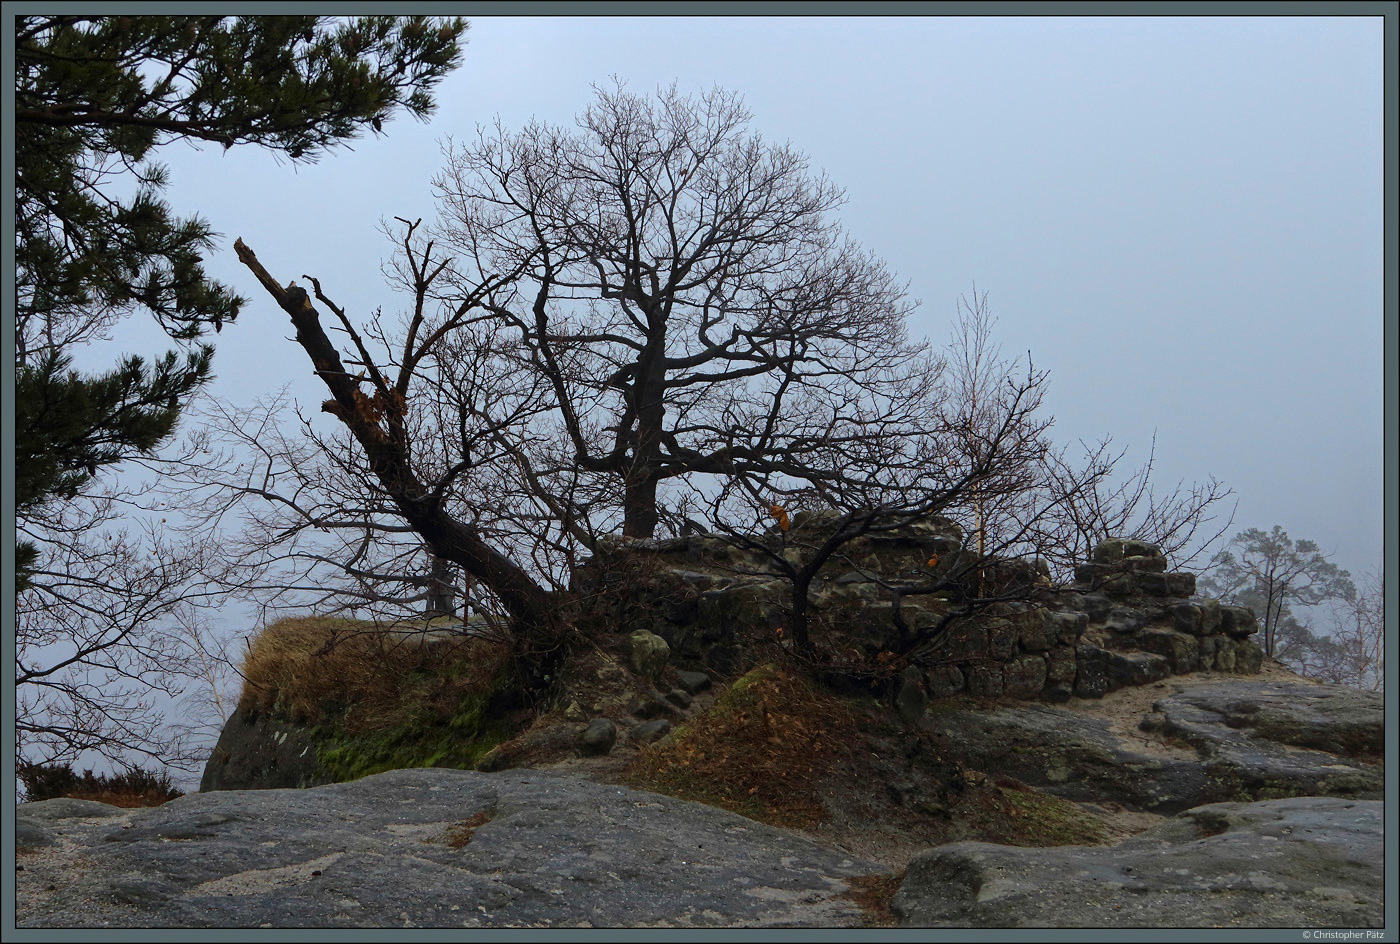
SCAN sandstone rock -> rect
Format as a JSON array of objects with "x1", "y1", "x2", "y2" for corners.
[
  {"x1": 965, "y1": 664, "x2": 1003, "y2": 697},
  {"x1": 1132, "y1": 627, "x2": 1199, "y2": 674},
  {"x1": 925, "y1": 664, "x2": 964, "y2": 698},
  {"x1": 14, "y1": 798, "x2": 131, "y2": 851},
  {"x1": 1092, "y1": 537, "x2": 1164, "y2": 564},
  {"x1": 576, "y1": 718, "x2": 618, "y2": 756},
  {"x1": 1072, "y1": 644, "x2": 1110, "y2": 698},
  {"x1": 1146, "y1": 680, "x2": 1382, "y2": 797},
  {"x1": 892, "y1": 797, "x2": 1382, "y2": 928},
  {"x1": 1212, "y1": 639, "x2": 1238, "y2": 672},
  {"x1": 16, "y1": 769, "x2": 881, "y2": 929},
  {"x1": 1002, "y1": 654, "x2": 1047, "y2": 698},
  {"x1": 627, "y1": 693, "x2": 670, "y2": 719},
  {"x1": 984, "y1": 618, "x2": 1017, "y2": 661},
  {"x1": 1220, "y1": 605, "x2": 1259, "y2": 637},
  {"x1": 1044, "y1": 645, "x2": 1076, "y2": 690},
  {"x1": 626, "y1": 630, "x2": 671, "y2": 680},
  {"x1": 928, "y1": 680, "x2": 1382, "y2": 814},
  {"x1": 674, "y1": 669, "x2": 712, "y2": 695},
  {"x1": 932, "y1": 701, "x2": 1209, "y2": 813},
  {"x1": 1196, "y1": 596, "x2": 1222, "y2": 634},
  {"x1": 200, "y1": 705, "x2": 334, "y2": 793},
  {"x1": 633, "y1": 719, "x2": 672, "y2": 744},
  {"x1": 1235, "y1": 638, "x2": 1264, "y2": 673},
  {"x1": 1100, "y1": 604, "x2": 1152, "y2": 635},
  {"x1": 1169, "y1": 601, "x2": 1202, "y2": 635},
  {"x1": 1014, "y1": 610, "x2": 1056, "y2": 651},
  {"x1": 1105, "y1": 650, "x2": 1171, "y2": 689},
  {"x1": 1164, "y1": 571, "x2": 1195, "y2": 596},
  {"x1": 894, "y1": 666, "x2": 928, "y2": 724},
  {"x1": 16, "y1": 797, "x2": 131, "y2": 822}
]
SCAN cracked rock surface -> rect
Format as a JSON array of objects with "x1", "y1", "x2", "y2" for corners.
[
  {"x1": 16, "y1": 671, "x2": 1384, "y2": 930},
  {"x1": 929, "y1": 678, "x2": 1381, "y2": 814},
  {"x1": 16, "y1": 768, "x2": 880, "y2": 929},
  {"x1": 892, "y1": 796, "x2": 1383, "y2": 928}
]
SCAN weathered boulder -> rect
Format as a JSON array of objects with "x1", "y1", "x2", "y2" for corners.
[
  {"x1": 16, "y1": 768, "x2": 881, "y2": 929},
  {"x1": 199, "y1": 705, "x2": 334, "y2": 793},
  {"x1": 932, "y1": 701, "x2": 1210, "y2": 813},
  {"x1": 14, "y1": 798, "x2": 128, "y2": 851},
  {"x1": 626, "y1": 630, "x2": 671, "y2": 680},
  {"x1": 1145, "y1": 681, "x2": 1383, "y2": 800},
  {"x1": 675, "y1": 669, "x2": 713, "y2": 695},
  {"x1": 925, "y1": 678, "x2": 1382, "y2": 814},
  {"x1": 633, "y1": 718, "x2": 672, "y2": 744},
  {"x1": 576, "y1": 718, "x2": 618, "y2": 756},
  {"x1": 892, "y1": 797, "x2": 1383, "y2": 928}
]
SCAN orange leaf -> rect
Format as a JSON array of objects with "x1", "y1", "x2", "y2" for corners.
[{"x1": 768, "y1": 503, "x2": 791, "y2": 531}]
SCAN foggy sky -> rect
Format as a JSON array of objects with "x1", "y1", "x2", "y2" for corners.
[{"x1": 89, "y1": 14, "x2": 1387, "y2": 582}]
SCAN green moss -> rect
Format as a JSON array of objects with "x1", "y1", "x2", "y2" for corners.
[
  {"x1": 234, "y1": 611, "x2": 538, "y2": 784},
  {"x1": 992, "y1": 785, "x2": 1111, "y2": 846},
  {"x1": 301, "y1": 653, "x2": 523, "y2": 783},
  {"x1": 719, "y1": 662, "x2": 782, "y2": 700},
  {"x1": 314, "y1": 691, "x2": 517, "y2": 782}
]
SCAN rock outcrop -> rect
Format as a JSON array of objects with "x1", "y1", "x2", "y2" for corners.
[
  {"x1": 199, "y1": 704, "x2": 333, "y2": 793},
  {"x1": 892, "y1": 796, "x2": 1383, "y2": 928},
  {"x1": 54, "y1": 520, "x2": 1365, "y2": 930},
  {"x1": 930, "y1": 678, "x2": 1383, "y2": 815},
  {"x1": 576, "y1": 525, "x2": 1263, "y2": 702},
  {"x1": 203, "y1": 527, "x2": 1269, "y2": 795},
  {"x1": 18, "y1": 671, "x2": 1384, "y2": 929},
  {"x1": 17, "y1": 768, "x2": 881, "y2": 929}
]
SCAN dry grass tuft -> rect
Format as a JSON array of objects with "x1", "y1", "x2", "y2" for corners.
[
  {"x1": 239, "y1": 615, "x2": 511, "y2": 733},
  {"x1": 443, "y1": 810, "x2": 493, "y2": 849},
  {"x1": 619, "y1": 663, "x2": 857, "y2": 829},
  {"x1": 840, "y1": 871, "x2": 904, "y2": 927}
]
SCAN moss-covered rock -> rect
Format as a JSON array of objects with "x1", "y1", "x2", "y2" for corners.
[{"x1": 201, "y1": 616, "x2": 525, "y2": 791}]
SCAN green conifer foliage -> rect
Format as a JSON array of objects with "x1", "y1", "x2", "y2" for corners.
[{"x1": 14, "y1": 15, "x2": 467, "y2": 587}]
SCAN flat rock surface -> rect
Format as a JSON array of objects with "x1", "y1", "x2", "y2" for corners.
[
  {"x1": 892, "y1": 796, "x2": 1384, "y2": 928},
  {"x1": 929, "y1": 672, "x2": 1382, "y2": 813},
  {"x1": 1148, "y1": 680, "x2": 1383, "y2": 798},
  {"x1": 16, "y1": 768, "x2": 882, "y2": 929}
]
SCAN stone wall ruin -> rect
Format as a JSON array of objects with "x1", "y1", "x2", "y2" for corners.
[{"x1": 573, "y1": 514, "x2": 1262, "y2": 704}]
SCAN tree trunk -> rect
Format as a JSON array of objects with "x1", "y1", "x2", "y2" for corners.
[
  {"x1": 233, "y1": 239, "x2": 559, "y2": 650},
  {"x1": 622, "y1": 323, "x2": 668, "y2": 538},
  {"x1": 622, "y1": 472, "x2": 660, "y2": 538},
  {"x1": 423, "y1": 554, "x2": 455, "y2": 619}
]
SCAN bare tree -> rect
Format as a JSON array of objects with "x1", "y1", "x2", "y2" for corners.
[
  {"x1": 165, "y1": 391, "x2": 475, "y2": 624},
  {"x1": 1198, "y1": 526, "x2": 1357, "y2": 659},
  {"x1": 1320, "y1": 565, "x2": 1384, "y2": 692},
  {"x1": 222, "y1": 83, "x2": 944, "y2": 683},
  {"x1": 15, "y1": 470, "x2": 230, "y2": 771},
  {"x1": 943, "y1": 287, "x2": 1235, "y2": 581},
  {"x1": 426, "y1": 81, "x2": 932, "y2": 539},
  {"x1": 215, "y1": 84, "x2": 1239, "y2": 697}
]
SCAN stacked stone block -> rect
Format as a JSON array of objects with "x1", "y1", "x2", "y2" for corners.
[{"x1": 575, "y1": 521, "x2": 1263, "y2": 703}]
